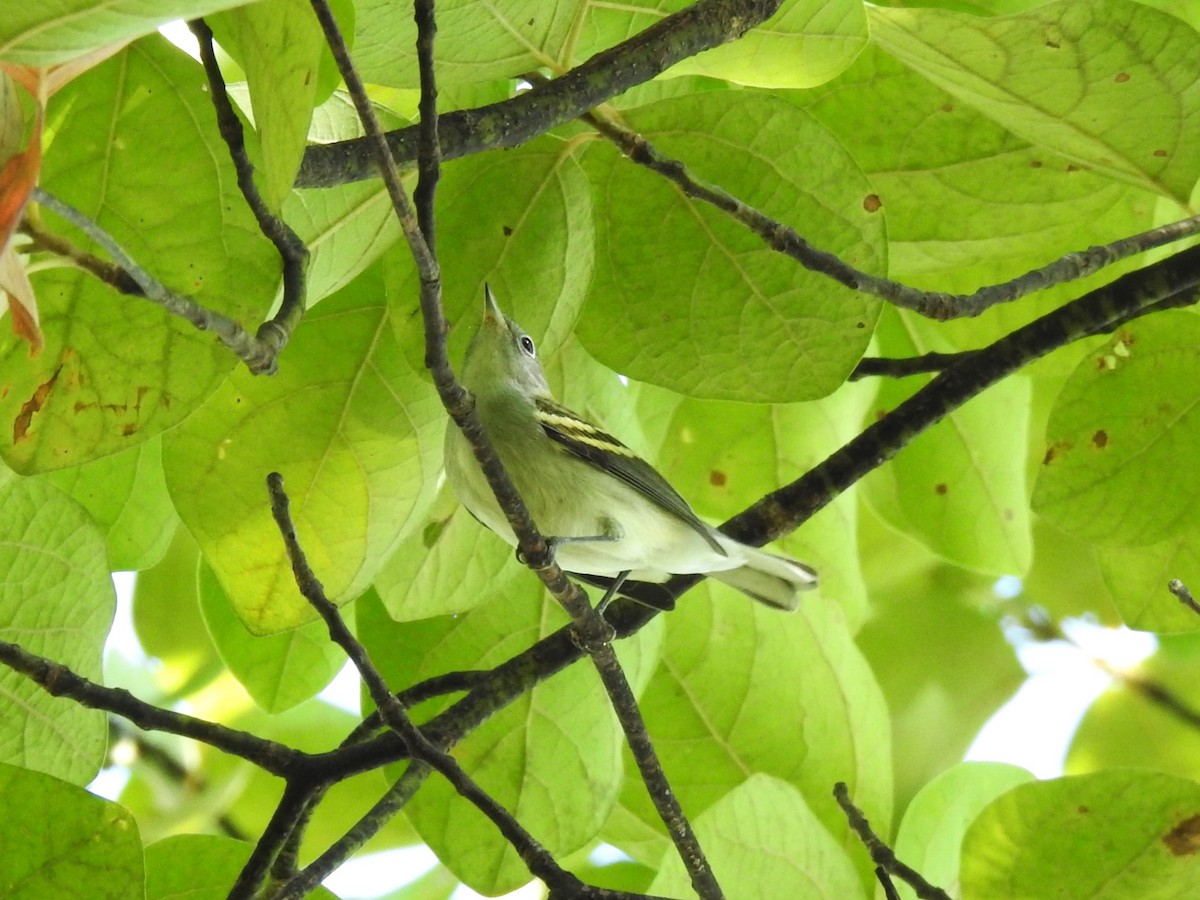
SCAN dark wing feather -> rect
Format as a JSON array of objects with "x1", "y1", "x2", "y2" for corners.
[{"x1": 535, "y1": 397, "x2": 725, "y2": 556}]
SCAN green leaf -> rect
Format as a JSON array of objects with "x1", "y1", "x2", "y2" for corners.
[
  {"x1": 357, "y1": 586, "x2": 664, "y2": 896},
  {"x1": 352, "y1": 0, "x2": 576, "y2": 88},
  {"x1": 1097, "y1": 533, "x2": 1200, "y2": 634},
  {"x1": 146, "y1": 833, "x2": 338, "y2": 900},
  {"x1": 1033, "y1": 313, "x2": 1200, "y2": 549},
  {"x1": 638, "y1": 379, "x2": 875, "y2": 629},
  {"x1": 892, "y1": 762, "x2": 1034, "y2": 900},
  {"x1": 0, "y1": 480, "x2": 111, "y2": 784},
  {"x1": 395, "y1": 137, "x2": 594, "y2": 370},
  {"x1": 0, "y1": 763, "x2": 142, "y2": 898},
  {"x1": 131, "y1": 527, "x2": 223, "y2": 696},
  {"x1": 287, "y1": 179, "x2": 405, "y2": 305},
  {"x1": 375, "y1": 488, "x2": 524, "y2": 620},
  {"x1": 163, "y1": 264, "x2": 444, "y2": 634},
  {"x1": 198, "y1": 560, "x2": 346, "y2": 711},
  {"x1": 580, "y1": 91, "x2": 884, "y2": 402},
  {"x1": 42, "y1": 436, "x2": 177, "y2": 571},
  {"x1": 863, "y1": 308, "x2": 1033, "y2": 574},
  {"x1": 0, "y1": 38, "x2": 278, "y2": 472},
  {"x1": 210, "y1": 0, "x2": 325, "y2": 211},
  {"x1": 856, "y1": 513, "x2": 1025, "y2": 819},
  {"x1": 962, "y1": 770, "x2": 1200, "y2": 899},
  {"x1": 649, "y1": 774, "x2": 866, "y2": 899},
  {"x1": 868, "y1": 0, "x2": 1200, "y2": 203},
  {"x1": 580, "y1": 0, "x2": 869, "y2": 89},
  {"x1": 797, "y1": 43, "x2": 1162, "y2": 323},
  {"x1": 609, "y1": 585, "x2": 890, "y2": 888},
  {"x1": 0, "y1": 0, "x2": 257, "y2": 64}
]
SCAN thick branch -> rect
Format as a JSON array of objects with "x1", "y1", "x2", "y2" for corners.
[{"x1": 295, "y1": 0, "x2": 785, "y2": 187}]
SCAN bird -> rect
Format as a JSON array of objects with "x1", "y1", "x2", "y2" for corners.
[{"x1": 443, "y1": 286, "x2": 818, "y2": 611}]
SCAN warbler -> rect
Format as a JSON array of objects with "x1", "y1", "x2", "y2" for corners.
[{"x1": 443, "y1": 286, "x2": 818, "y2": 610}]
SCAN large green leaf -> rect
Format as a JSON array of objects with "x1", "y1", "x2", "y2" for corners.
[
  {"x1": 962, "y1": 770, "x2": 1200, "y2": 898},
  {"x1": 1033, "y1": 313, "x2": 1200, "y2": 549},
  {"x1": 649, "y1": 774, "x2": 866, "y2": 899},
  {"x1": 580, "y1": 91, "x2": 884, "y2": 402},
  {"x1": 163, "y1": 265, "x2": 444, "y2": 634},
  {"x1": 0, "y1": 38, "x2": 279, "y2": 473},
  {"x1": 209, "y1": 0, "x2": 325, "y2": 211},
  {"x1": 0, "y1": 764, "x2": 142, "y2": 899},
  {"x1": 0, "y1": 480, "x2": 111, "y2": 784},
  {"x1": 864, "y1": 308, "x2": 1033, "y2": 574},
  {"x1": 869, "y1": 0, "x2": 1200, "y2": 204},
  {"x1": 0, "y1": 0, "x2": 255, "y2": 64},
  {"x1": 891, "y1": 762, "x2": 1033, "y2": 900},
  {"x1": 797, "y1": 42, "x2": 1163, "y2": 328}
]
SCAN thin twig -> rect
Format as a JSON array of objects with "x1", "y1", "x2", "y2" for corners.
[
  {"x1": 1170, "y1": 579, "x2": 1200, "y2": 617},
  {"x1": 266, "y1": 472, "x2": 586, "y2": 896},
  {"x1": 835, "y1": 783, "x2": 952, "y2": 900},
  {"x1": 413, "y1": 0, "x2": 440, "y2": 251},
  {"x1": 851, "y1": 352, "x2": 973, "y2": 380},
  {"x1": 590, "y1": 648, "x2": 725, "y2": 899},
  {"x1": 579, "y1": 100, "x2": 1200, "y2": 321},
  {"x1": 29, "y1": 187, "x2": 283, "y2": 373},
  {"x1": 188, "y1": 18, "x2": 309, "y2": 365}
]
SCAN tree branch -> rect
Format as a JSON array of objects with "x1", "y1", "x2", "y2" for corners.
[
  {"x1": 579, "y1": 98, "x2": 1200, "y2": 320},
  {"x1": 835, "y1": 782, "x2": 951, "y2": 900},
  {"x1": 188, "y1": 18, "x2": 309, "y2": 370},
  {"x1": 295, "y1": 0, "x2": 786, "y2": 188}
]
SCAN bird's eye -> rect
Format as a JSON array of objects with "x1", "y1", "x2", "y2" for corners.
[{"x1": 519, "y1": 335, "x2": 536, "y2": 357}]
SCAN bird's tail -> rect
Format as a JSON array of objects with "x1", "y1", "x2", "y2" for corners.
[{"x1": 711, "y1": 544, "x2": 818, "y2": 611}]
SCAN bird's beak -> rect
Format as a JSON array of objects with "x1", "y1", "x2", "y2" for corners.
[{"x1": 482, "y1": 284, "x2": 505, "y2": 327}]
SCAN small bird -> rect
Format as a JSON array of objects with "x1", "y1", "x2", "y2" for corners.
[{"x1": 443, "y1": 286, "x2": 818, "y2": 610}]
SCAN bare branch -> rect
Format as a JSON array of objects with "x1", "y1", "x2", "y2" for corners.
[
  {"x1": 295, "y1": 0, "x2": 786, "y2": 188},
  {"x1": 188, "y1": 18, "x2": 309, "y2": 367},
  {"x1": 580, "y1": 101, "x2": 1200, "y2": 320},
  {"x1": 835, "y1": 783, "x2": 951, "y2": 900}
]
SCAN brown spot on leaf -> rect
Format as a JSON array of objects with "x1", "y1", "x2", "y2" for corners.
[
  {"x1": 1078, "y1": 805, "x2": 1090, "y2": 814},
  {"x1": 940, "y1": 102, "x2": 954, "y2": 113},
  {"x1": 1030, "y1": 159, "x2": 1043, "y2": 168},
  {"x1": 1043, "y1": 441, "x2": 1071, "y2": 464},
  {"x1": 709, "y1": 470, "x2": 727, "y2": 487},
  {"x1": 122, "y1": 423, "x2": 137, "y2": 436},
  {"x1": 934, "y1": 483, "x2": 948, "y2": 495},
  {"x1": 1092, "y1": 430, "x2": 1108, "y2": 449},
  {"x1": 863, "y1": 194, "x2": 882, "y2": 213},
  {"x1": 1114, "y1": 72, "x2": 1130, "y2": 83},
  {"x1": 13, "y1": 366, "x2": 61, "y2": 443},
  {"x1": 1164, "y1": 815, "x2": 1200, "y2": 856},
  {"x1": 502, "y1": 225, "x2": 513, "y2": 236},
  {"x1": 1154, "y1": 149, "x2": 1167, "y2": 158}
]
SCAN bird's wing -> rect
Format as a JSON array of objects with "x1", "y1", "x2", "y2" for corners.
[{"x1": 534, "y1": 397, "x2": 726, "y2": 556}]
